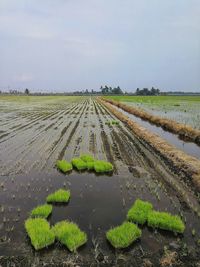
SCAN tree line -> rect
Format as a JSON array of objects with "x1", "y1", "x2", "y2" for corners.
[
  {"x1": 100, "y1": 86, "x2": 160, "y2": 95},
  {"x1": 135, "y1": 87, "x2": 160, "y2": 96},
  {"x1": 6, "y1": 86, "x2": 199, "y2": 96}
]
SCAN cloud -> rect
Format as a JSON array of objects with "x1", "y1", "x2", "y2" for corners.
[{"x1": 0, "y1": 0, "x2": 199, "y2": 91}]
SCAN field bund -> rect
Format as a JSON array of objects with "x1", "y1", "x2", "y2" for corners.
[
  {"x1": 100, "y1": 98, "x2": 200, "y2": 193},
  {"x1": 102, "y1": 98, "x2": 200, "y2": 146}
]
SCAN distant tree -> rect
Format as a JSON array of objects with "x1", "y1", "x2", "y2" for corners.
[
  {"x1": 112, "y1": 86, "x2": 123, "y2": 94},
  {"x1": 25, "y1": 88, "x2": 30, "y2": 95},
  {"x1": 151, "y1": 87, "x2": 156, "y2": 95},
  {"x1": 135, "y1": 87, "x2": 160, "y2": 96},
  {"x1": 155, "y1": 88, "x2": 160, "y2": 95},
  {"x1": 100, "y1": 85, "x2": 124, "y2": 95},
  {"x1": 101, "y1": 85, "x2": 109, "y2": 94},
  {"x1": 136, "y1": 88, "x2": 140, "y2": 95},
  {"x1": 151, "y1": 87, "x2": 160, "y2": 95}
]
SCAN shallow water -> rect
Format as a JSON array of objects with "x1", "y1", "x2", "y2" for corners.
[
  {"x1": 124, "y1": 100, "x2": 200, "y2": 130},
  {"x1": 0, "y1": 96, "x2": 199, "y2": 264},
  {"x1": 114, "y1": 106, "x2": 200, "y2": 159},
  {"x1": 0, "y1": 169, "x2": 199, "y2": 257}
]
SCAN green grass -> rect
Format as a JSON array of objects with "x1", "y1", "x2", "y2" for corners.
[
  {"x1": 106, "y1": 222, "x2": 142, "y2": 249},
  {"x1": 52, "y1": 220, "x2": 87, "y2": 252},
  {"x1": 46, "y1": 189, "x2": 70, "y2": 203},
  {"x1": 94, "y1": 160, "x2": 113, "y2": 173},
  {"x1": 56, "y1": 160, "x2": 72, "y2": 173},
  {"x1": 71, "y1": 157, "x2": 88, "y2": 170},
  {"x1": 30, "y1": 204, "x2": 52, "y2": 218},
  {"x1": 147, "y1": 211, "x2": 185, "y2": 233},
  {"x1": 25, "y1": 218, "x2": 55, "y2": 250},
  {"x1": 127, "y1": 199, "x2": 153, "y2": 224},
  {"x1": 80, "y1": 154, "x2": 94, "y2": 162},
  {"x1": 104, "y1": 95, "x2": 200, "y2": 103}
]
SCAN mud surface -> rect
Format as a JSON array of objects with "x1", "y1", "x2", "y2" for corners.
[{"x1": 0, "y1": 96, "x2": 199, "y2": 266}]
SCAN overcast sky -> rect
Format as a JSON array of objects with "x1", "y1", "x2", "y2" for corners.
[{"x1": 0, "y1": 0, "x2": 199, "y2": 92}]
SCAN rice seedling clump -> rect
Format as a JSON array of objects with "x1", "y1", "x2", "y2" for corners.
[
  {"x1": 80, "y1": 154, "x2": 94, "y2": 163},
  {"x1": 112, "y1": 120, "x2": 119, "y2": 125},
  {"x1": 147, "y1": 211, "x2": 185, "y2": 233},
  {"x1": 46, "y1": 189, "x2": 70, "y2": 203},
  {"x1": 25, "y1": 218, "x2": 55, "y2": 250},
  {"x1": 80, "y1": 154, "x2": 95, "y2": 170},
  {"x1": 106, "y1": 222, "x2": 141, "y2": 249},
  {"x1": 56, "y1": 160, "x2": 72, "y2": 173},
  {"x1": 127, "y1": 199, "x2": 153, "y2": 224},
  {"x1": 31, "y1": 204, "x2": 52, "y2": 219},
  {"x1": 71, "y1": 158, "x2": 88, "y2": 171},
  {"x1": 105, "y1": 120, "x2": 119, "y2": 125},
  {"x1": 52, "y1": 220, "x2": 87, "y2": 252},
  {"x1": 87, "y1": 161, "x2": 95, "y2": 170},
  {"x1": 94, "y1": 160, "x2": 113, "y2": 173}
]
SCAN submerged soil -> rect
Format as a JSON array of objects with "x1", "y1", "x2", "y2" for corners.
[{"x1": 0, "y1": 96, "x2": 199, "y2": 266}]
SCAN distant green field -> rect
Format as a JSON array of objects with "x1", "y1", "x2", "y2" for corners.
[
  {"x1": 105, "y1": 95, "x2": 200, "y2": 130},
  {"x1": 0, "y1": 95, "x2": 86, "y2": 113},
  {"x1": 0, "y1": 95, "x2": 85, "y2": 104},
  {"x1": 105, "y1": 95, "x2": 200, "y2": 103}
]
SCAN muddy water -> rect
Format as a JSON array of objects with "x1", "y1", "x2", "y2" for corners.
[
  {"x1": 113, "y1": 105, "x2": 200, "y2": 159},
  {"x1": 0, "y1": 169, "x2": 199, "y2": 257},
  {"x1": 0, "y1": 96, "x2": 200, "y2": 265}
]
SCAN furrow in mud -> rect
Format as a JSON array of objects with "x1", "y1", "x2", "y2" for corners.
[{"x1": 0, "y1": 100, "x2": 86, "y2": 175}]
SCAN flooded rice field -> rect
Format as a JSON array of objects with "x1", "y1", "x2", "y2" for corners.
[
  {"x1": 0, "y1": 96, "x2": 199, "y2": 266},
  {"x1": 113, "y1": 106, "x2": 200, "y2": 159},
  {"x1": 123, "y1": 99, "x2": 200, "y2": 131}
]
